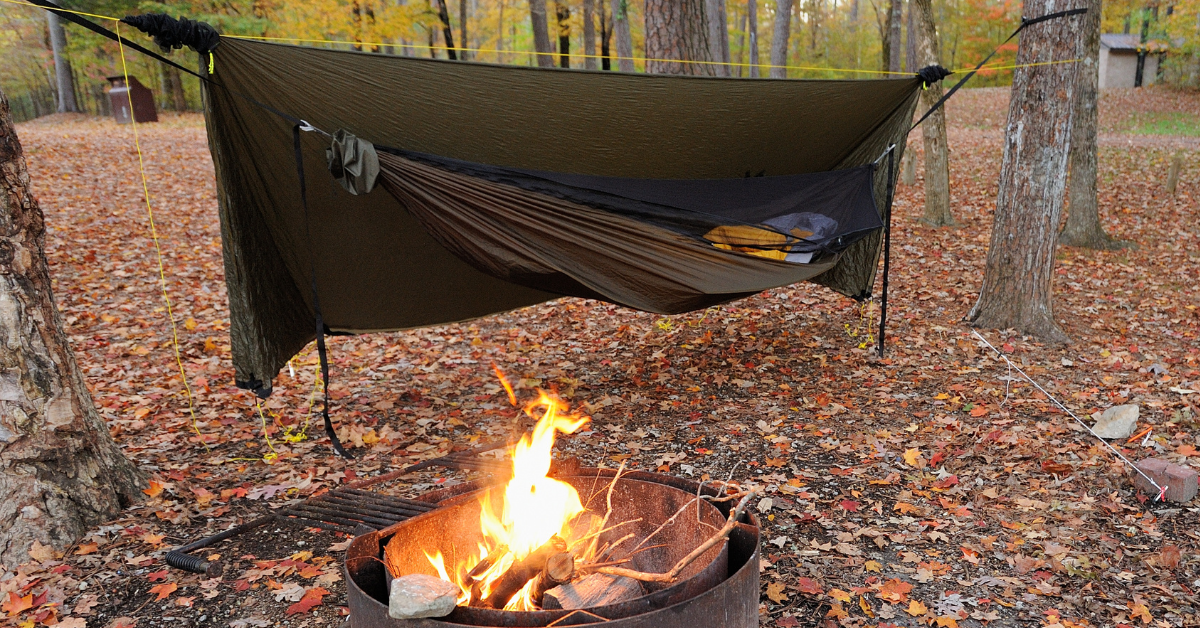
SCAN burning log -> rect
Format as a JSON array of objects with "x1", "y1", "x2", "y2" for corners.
[
  {"x1": 530, "y1": 552, "x2": 575, "y2": 606},
  {"x1": 542, "y1": 572, "x2": 644, "y2": 610},
  {"x1": 479, "y1": 535, "x2": 568, "y2": 608}
]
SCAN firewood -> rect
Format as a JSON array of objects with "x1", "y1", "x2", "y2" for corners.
[
  {"x1": 480, "y1": 535, "x2": 568, "y2": 608},
  {"x1": 531, "y1": 552, "x2": 575, "y2": 606},
  {"x1": 542, "y1": 572, "x2": 644, "y2": 610}
]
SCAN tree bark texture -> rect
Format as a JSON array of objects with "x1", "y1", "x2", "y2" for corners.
[
  {"x1": 705, "y1": 0, "x2": 732, "y2": 76},
  {"x1": 612, "y1": 0, "x2": 635, "y2": 71},
  {"x1": 0, "y1": 88, "x2": 144, "y2": 568},
  {"x1": 1060, "y1": 0, "x2": 1127, "y2": 249},
  {"x1": 161, "y1": 64, "x2": 188, "y2": 112},
  {"x1": 768, "y1": 0, "x2": 793, "y2": 78},
  {"x1": 913, "y1": 0, "x2": 953, "y2": 227},
  {"x1": 555, "y1": 0, "x2": 571, "y2": 67},
  {"x1": 884, "y1": 0, "x2": 902, "y2": 73},
  {"x1": 905, "y1": 0, "x2": 917, "y2": 71},
  {"x1": 746, "y1": 0, "x2": 759, "y2": 77},
  {"x1": 967, "y1": 0, "x2": 1086, "y2": 342},
  {"x1": 645, "y1": 0, "x2": 717, "y2": 75},
  {"x1": 530, "y1": 0, "x2": 556, "y2": 67},
  {"x1": 46, "y1": 10, "x2": 79, "y2": 114},
  {"x1": 583, "y1": 0, "x2": 598, "y2": 69}
]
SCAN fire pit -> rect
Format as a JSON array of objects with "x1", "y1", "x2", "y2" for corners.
[
  {"x1": 344, "y1": 387, "x2": 759, "y2": 626},
  {"x1": 345, "y1": 469, "x2": 760, "y2": 627}
]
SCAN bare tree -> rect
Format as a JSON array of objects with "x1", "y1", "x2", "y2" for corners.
[
  {"x1": 884, "y1": 0, "x2": 902, "y2": 72},
  {"x1": 747, "y1": 0, "x2": 759, "y2": 77},
  {"x1": 1060, "y1": 0, "x2": 1128, "y2": 249},
  {"x1": 583, "y1": 0, "x2": 598, "y2": 69},
  {"x1": 769, "y1": 0, "x2": 794, "y2": 78},
  {"x1": 968, "y1": 0, "x2": 1086, "y2": 342},
  {"x1": 459, "y1": 0, "x2": 470, "y2": 60},
  {"x1": 555, "y1": 0, "x2": 571, "y2": 67},
  {"x1": 530, "y1": 0, "x2": 556, "y2": 67},
  {"x1": 0, "y1": 87, "x2": 145, "y2": 568},
  {"x1": 612, "y1": 0, "x2": 635, "y2": 71},
  {"x1": 45, "y1": 9, "x2": 78, "y2": 114},
  {"x1": 645, "y1": 0, "x2": 717, "y2": 75},
  {"x1": 913, "y1": 0, "x2": 953, "y2": 226},
  {"x1": 434, "y1": 0, "x2": 459, "y2": 59},
  {"x1": 706, "y1": 0, "x2": 732, "y2": 75}
]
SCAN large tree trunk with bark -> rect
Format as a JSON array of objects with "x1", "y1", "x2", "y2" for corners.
[
  {"x1": 884, "y1": 0, "x2": 902, "y2": 73},
  {"x1": 645, "y1": 0, "x2": 717, "y2": 75},
  {"x1": 612, "y1": 0, "x2": 635, "y2": 71},
  {"x1": 0, "y1": 88, "x2": 144, "y2": 568},
  {"x1": 583, "y1": 0, "x2": 598, "y2": 69},
  {"x1": 967, "y1": 0, "x2": 1086, "y2": 342},
  {"x1": 768, "y1": 0, "x2": 793, "y2": 78},
  {"x1": 913, "y1": 0, "x2": 953, "y2": 227},
  {"x1": 705, "y1": 0, "x2": 731, "y2": 76},
  {"x1": 1060, "y1": 0, "x2": 1127, "y2": 249},
  {"x1": 530, "y1": 0, "x2": 556, "y2": 67},
  {"x1": 45, "y1": 9, "x2": 79, "y2": 114}
]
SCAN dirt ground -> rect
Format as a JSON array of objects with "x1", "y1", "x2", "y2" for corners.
[{"x1": 2, "y1": 85, "x2": 1198, "y2": 628}]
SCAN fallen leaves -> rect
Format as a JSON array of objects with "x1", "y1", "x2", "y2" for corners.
[
  {"x1": 285, "y1": 587, "x2": 329, "y2": 615},
  {"x1": 765, "y1": 581, "x2": 788, "y2": 603},
  {"x1": 148, "y1": 582, "x2": 177, "y2": 601},
  {"x1": 907, "y1": 600, "x2": 929, "y2": 616}
]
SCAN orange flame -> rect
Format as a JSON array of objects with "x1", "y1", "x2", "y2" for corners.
[{"x1": 426, "y1": 371, "x2": 591, "y2": 610}]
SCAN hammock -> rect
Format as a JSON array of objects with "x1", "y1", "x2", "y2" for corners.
[{"x1": 195, "y1": 38, "x2": 926, "y2": 396}]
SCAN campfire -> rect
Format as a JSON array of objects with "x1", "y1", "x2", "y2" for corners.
[{"x1": 344, "y1": 374, "x2": 763, "y2": 627}]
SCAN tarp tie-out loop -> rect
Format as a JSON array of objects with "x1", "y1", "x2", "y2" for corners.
[
  {"x1": 909, "y1": 7, "x2": 1088, "y2": 132},
  {"x1": 293, "y1": 124, "x2": 353, "y2": 459}
]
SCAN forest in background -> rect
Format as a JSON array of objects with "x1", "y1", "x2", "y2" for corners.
[{"x1": 1, "y1": 0, "x2": 1197, "y2": 122}]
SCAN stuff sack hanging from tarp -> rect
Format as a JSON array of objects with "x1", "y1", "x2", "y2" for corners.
[{"x1": 196, "y1": 39, "x2": 925, "y2": 394}]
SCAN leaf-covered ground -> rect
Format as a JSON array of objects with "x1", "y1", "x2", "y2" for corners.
[{"x1": 3, "y1": 86, "x2": 1198, "y2": 628}]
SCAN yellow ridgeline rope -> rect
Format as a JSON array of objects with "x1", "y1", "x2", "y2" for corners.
[
  {"x1": 116, "y1": 22, "x2": 207, "y2": 451},
  {"x1": 0, "y1": 0, "x2": 1073, "y2": 78},
  {"x1": 254, "y1": 397, "x2": 280, "y2": 463}
]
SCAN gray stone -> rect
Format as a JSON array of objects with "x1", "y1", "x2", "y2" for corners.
[
  {"x1": 1092, "y1": 404, "x2": 1139, "y2": 439},
  {"x1": 388, "y1": 574, "x2": 459, "y2": 619}
]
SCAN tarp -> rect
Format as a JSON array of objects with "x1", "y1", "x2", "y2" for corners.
[{"x1": 202, "y1": 38, "x2": 921, "y2": 393}]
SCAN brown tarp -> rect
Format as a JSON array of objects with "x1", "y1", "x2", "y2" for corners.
[{"x1": 202, "y1": 38, "x2": 920, "y2": 393}]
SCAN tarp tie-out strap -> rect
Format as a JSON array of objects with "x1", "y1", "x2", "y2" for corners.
[
  {"x1": 909, "y1": 7, "x2": 1088, "y2": 132},
  {"x1": 293, "y1": 124, "x2": 353, "y2": 459}
]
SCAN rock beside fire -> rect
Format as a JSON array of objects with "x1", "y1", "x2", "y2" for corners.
[
  {"x1": 543, "y1": 573, "x2": 645, "y2": 610},
  {"x1": 389, "y1": 574, "x2": 459, "y2": 619}
]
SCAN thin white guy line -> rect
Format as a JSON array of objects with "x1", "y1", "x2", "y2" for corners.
[{"x1": 971, "y1": 330, "x2": 1167, "y2": 501}]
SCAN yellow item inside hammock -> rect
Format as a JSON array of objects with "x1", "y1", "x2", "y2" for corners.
[{"x1": 705, "y1": 225, "x2": 814, "y2": 261}]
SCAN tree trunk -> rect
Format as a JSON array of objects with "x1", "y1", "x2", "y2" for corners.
[
  {"x1": 967, "y1": 0, "x2": 1086, "y2": 342},
  {"x1": 555, "y1": 0, "x2": 571, "y2": 68},
  {"x1": 884, "y1": 0, "x2": 902, "y2": 73},
  {"x1": 600, "y1": 4, "x2": 613, "y2": 69},
  {"x1": 905, "y1": 0, "x2": 916, "y2": 71},
  {"x1": 913, "y1": 0, "x2": 953, "y2": 227},
  {"x1": 45, "y1": 10, "x2": 78, "y2": 114},
  {"x1": 459, "y1": 0, "x2": 470, "y2": 61},
  {"x1": 531, "y1": 0, "x2": 557, "y2": 67},
  {"x1": 583, "y1": 0, "x2": 598, "y2": 69},
  {"x1": 434, "y1": 0, "x2": 459, "y2": 59},
  {"x1": 746, "y1": 0, "x2": 759, "y2": 77},
  {"x1": 0, "y1": 87, "x2": 144, "y2": 568},
  {"x1": 612, "y1": 0, "x2": 635, "y2": 71},
  {"x1": 1060, "y1": 0, "x2": 1127, "y2": 249},
  {"x1": 161, "y1": 64, "x2": 188, "y2": 112},
  {"x1": 768, "y1": 0, "x2": 793, "y2": 78},
  {"x1": 645, "y1": 0, "x2": 717, "y2": 75},
  {"x1": 706, "y1": 0, "x2": 731, "y2": 76}
]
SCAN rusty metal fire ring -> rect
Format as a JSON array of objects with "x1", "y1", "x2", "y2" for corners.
[{"x1": 345, "y1": 468, "x2": 760, "y2": 627}]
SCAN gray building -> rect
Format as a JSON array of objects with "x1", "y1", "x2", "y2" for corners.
[{"x1": 1099, "y1": 33, "x2": 1166, "y2": 89}]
